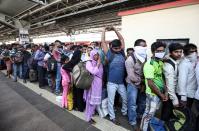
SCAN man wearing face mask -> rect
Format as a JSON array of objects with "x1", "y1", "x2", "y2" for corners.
[
  {"x1": 125, "y1": 39, "x2": 147, "y2": 130},
  {"x1": 178, "y1": 43, "x2": 198, "y2": 108},
  {"x1": 140, "y1": 42, "x2": 168, "y2": 131},
  {"x1": 81, "y1": 45, "x2": 89, "y2": 62},
  {"x1": 162, "y1": 43, "x2": 183, "y2": 121},
  {"x1": 101, "y1": 26, "x2": 127, "y2": 124}
]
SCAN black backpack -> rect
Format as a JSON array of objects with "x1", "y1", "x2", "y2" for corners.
[
  {"x1": 47, "y1": 55, "x2": 57, "y2": 73},
  {"x1": 165, "y1": 108, "x2": 196, "y2": 131},
  {"x1": 164, "y1": 59, "x2": 176, "y2": 71}
]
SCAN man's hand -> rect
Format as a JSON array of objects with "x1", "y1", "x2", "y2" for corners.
[
  {"x1": 173, "y1": 104, "x2": 180, "y2": 108},
  {"x1": 163, "y1": 94, "x2": 168, "y2": 101},
  {"x1": 160, "y1": 94, "x2": 167, "y2": 101},
  {"x1": 180, "y1": 100, "x2": 187, "y2": 108}
]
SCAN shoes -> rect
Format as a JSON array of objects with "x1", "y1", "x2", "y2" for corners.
[
  {"x1": 122, "y1": 112, "x2": 127, "y2": 116},
  {"x1": 55, "y1": 92, "x2": 61, "y2": 95},
  {"x1": 23, "y1": 79, "x2": 27, "y2": 83},
  {"x1": 13, "y1": 79, "x2": 17, "y2": 82},
  {"x1": 39, "y1": 86, "x2": 45, "y2": 89},
  {"x1": 132, "y1": 124, "x2": 139, "y2": 131},
  {"x1": 110, "y1": 119, "x2": 120, "y2": 125},
  {"x1": 51, "y1": 89, "x2": 54, "y2": 93},
  {"x1": 89, "y1": 119, "x2": 96, "y2": 124}
]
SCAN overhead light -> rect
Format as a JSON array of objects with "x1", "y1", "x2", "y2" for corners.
[{"x1": 43, "y1": 21, "x2": 56, "y2": 26}]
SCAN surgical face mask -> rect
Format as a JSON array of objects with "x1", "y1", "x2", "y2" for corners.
[
  {"x1": 155, "y1": 52, "x2": 165, "y2": 59},
  {"x1": 134, "y1": 46, "x2": 147, "y2": 63},
  {"x1": 187, "y1": 52, "x2": 198, "y2": 63},
  {"x1": 95, "y1": 47, "x2": 100, "y2": 50}
]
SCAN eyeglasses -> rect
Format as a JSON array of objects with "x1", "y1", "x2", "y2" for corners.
[{"x1": 189, "y1": 50, "x2": 197, "y2": 53}]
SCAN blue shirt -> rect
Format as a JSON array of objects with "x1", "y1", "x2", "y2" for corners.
[
  {"x1": 34, "y1": 49, "x2": 45, "y2": 67},
  {"x1": 106, "y1": 49, "x2": 125, "y2": 84}
]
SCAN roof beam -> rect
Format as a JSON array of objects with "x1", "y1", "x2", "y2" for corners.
[
  {"x1": 30, "y1": 0, "x2": 128, "y2": 27},
  {"x1": 0, "y1": 13, "x2": 16, "y2": 29}
]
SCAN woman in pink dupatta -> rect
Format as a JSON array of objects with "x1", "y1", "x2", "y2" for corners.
[{"x1": 84, "y1": 49, "x2": 103, "y2": 123}]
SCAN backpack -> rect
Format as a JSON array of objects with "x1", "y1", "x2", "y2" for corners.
[
  {"x1": 29, "y1": 69, "x2": 37, "y2": 82},
  {"x1": 28, "y1": 56, "x2": 37, "y2": 70},
  {"x1": 165, "y1": 108, "x2": 196, "y2": 131},
  {"x1": 149, "y1": 117, "x2": 166, "y2": 131},
  {"x1": 14, "y1": 51, "x2": 23, "y2": 63},
  {"x1": 47, "y1": 55, "x2": 57, "y2": 73},
  {"x1": 72, "y1": 61, "x2": 93, "y2": 90},
  {"x1": 164, "y1": 59, "x2": 176, "y2": 71}
]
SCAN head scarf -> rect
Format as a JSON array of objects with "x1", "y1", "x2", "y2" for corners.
[
  {"x1": 62, "y1": 49, "x2": 82, "y2": 72},
  {"x1": 90, "y1": 49, "x2": 98, "y2": 61}
]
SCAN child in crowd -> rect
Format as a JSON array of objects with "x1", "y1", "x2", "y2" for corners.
[{"x1": 60, "y1": 55, "x2": 72, "y2": 109}]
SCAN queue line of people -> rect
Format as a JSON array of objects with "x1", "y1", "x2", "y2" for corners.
[{"x1": 0, "y1": 26, "x2": 199, "y2": 131}]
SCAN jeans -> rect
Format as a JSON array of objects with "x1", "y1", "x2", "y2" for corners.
[
  {"x1": 13, "y1": 63, "x2": 23, "y2": 81},
  {"x1": 55, "y1": 63, "x2": 61, "y2": 93},
  {"x1": 161, "y1": 99, "x2": 174, "y2": 121},
  {"x1": 47, "y1": 72, "x2": 55, "y2": 91},
  {"x1": 127, "y1": 83, "x2": 138, "y2": 125},
  {"x1": 47, "y1": 73, "x2": 53, "y2": 87},
  {"x1": 140, "y1": 94, "x2": 160, "y2": 131},
  {"x1": 37, "y1": 65, "x2": 46, "y2": 87},
  {"x1": 137, "y1": 91, "x2": 146, "y2": 119},
  {"x1": 22, "y1": 63, "x2": 29, "y2": 80},
  {"x1": 107, "y1": 82, "x2": 127, "y2": 120},
  {"x1": 196, "y1": 100, "x2": 199, "y2": 131}
]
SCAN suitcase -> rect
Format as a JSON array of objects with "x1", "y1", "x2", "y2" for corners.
[{"x1": 29, "y1": 69, "x2": 37, "y2": 82}]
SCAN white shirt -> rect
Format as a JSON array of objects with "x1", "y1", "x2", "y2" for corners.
[
  {"x1": 178, "y1": 57, "x2": 197, "y2": 101},
  {"x1": 195, "y1": 61, "x2": 199, "y2": 100},
  {"x1": 163, "y1": 57, "x2": 179, "y2": 105},
  {"x1": 81, "y1": 53, "x2": 90, "y2": 62},
  {"x1": 44, "y1": 53, "x2": 51, "y2": 61}
]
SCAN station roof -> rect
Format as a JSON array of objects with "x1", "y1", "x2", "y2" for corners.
[{"x1": 0, "y1": 0, "x2": 175, "y2": 41}]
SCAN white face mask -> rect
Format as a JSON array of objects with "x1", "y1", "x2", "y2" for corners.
[
  {"x1": 95, "y1": 47, "x2": 100, "y2": 50},
  {"x1": 155, "y1": 52, "x2": 165, "y2": 59},
  {"x1": 187, "y1": 52, "x2": 198, "y2": 63},
  {"x1": 134, "y1": 46, "x2": 147, "y2": 63}
]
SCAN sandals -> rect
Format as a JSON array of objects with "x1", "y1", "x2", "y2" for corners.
[{"x1": 89, "y1": 119, "x2": 96, "y2": 124}]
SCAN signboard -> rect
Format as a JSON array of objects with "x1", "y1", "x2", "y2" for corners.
[
  {"x1": 19, "y1": 28, "x2": 30, "y2": 45},
  {"x1": 156, "y1": 38, "x2": 189, "y2": 55}
]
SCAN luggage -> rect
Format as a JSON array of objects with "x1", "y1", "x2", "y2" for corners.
[
  {"x1": 72, "y1": 61, "x2": 93, "y2": 90},
  {"x1": 14, "y1": 51, "x2": 23, "y2": 63},
  {"x1": 165, "y1": 108, "x2": 196, "y2": 131},
  {"x1": 47, "y1": 56, "x2": 57, "y2": 73},
  {"x1": 149, "y1": 117, "x2": 166, "y2": 131},
  {"x1": 29, "y1": 69, "x2": 37, "y2": 82}
]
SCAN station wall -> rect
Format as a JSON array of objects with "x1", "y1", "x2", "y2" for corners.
[{"x1": 121, "y1": 4, "x2": 199, "y2": 52}]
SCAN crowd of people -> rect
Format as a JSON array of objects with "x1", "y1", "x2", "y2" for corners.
[{"x1": 0, "y1": 26, "x2": 199, "y2": 131}]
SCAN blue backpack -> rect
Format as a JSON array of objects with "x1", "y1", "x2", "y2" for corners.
[{"x1": 149, "y1": 117, "x2": 166, "y2": 131}]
